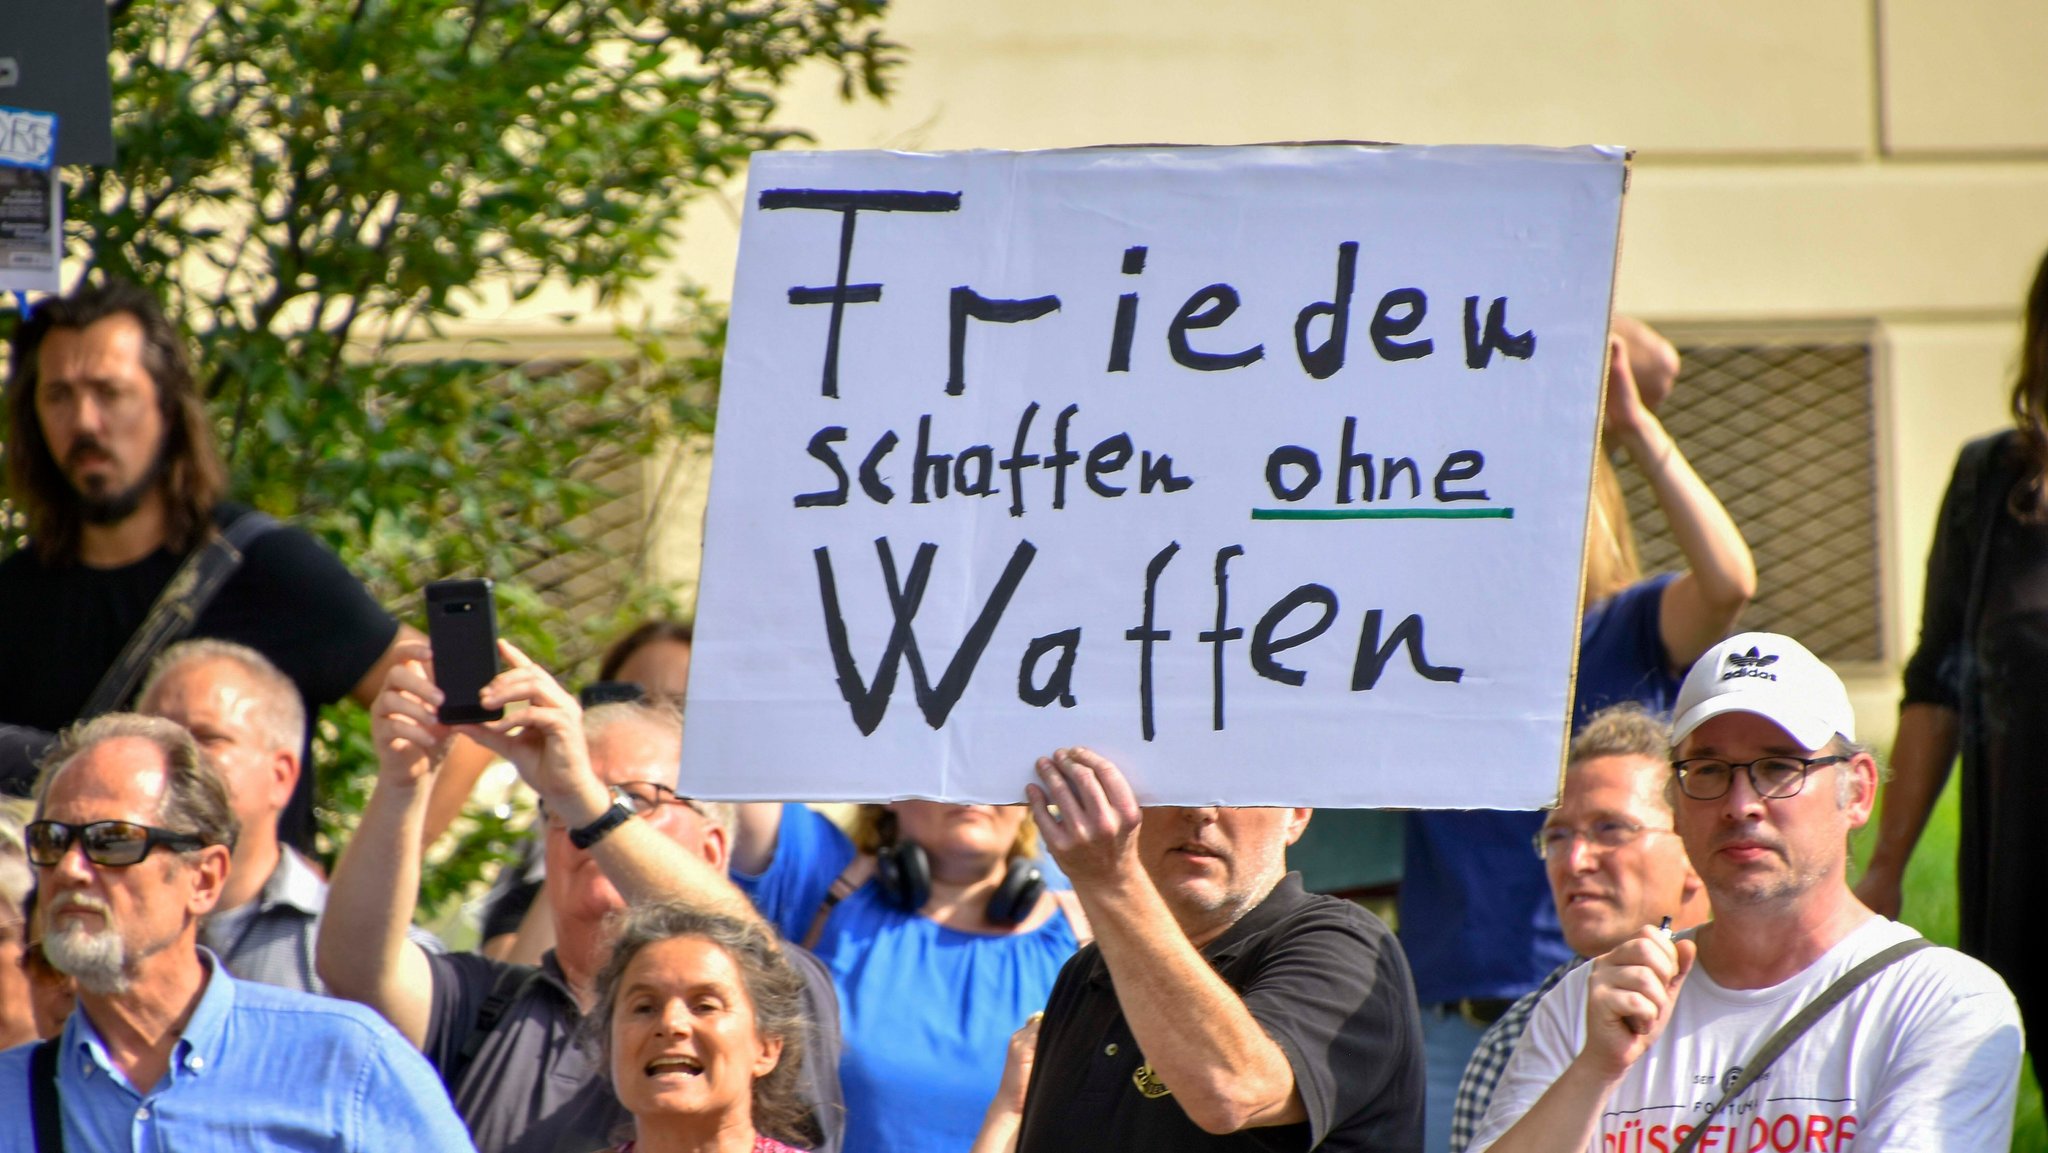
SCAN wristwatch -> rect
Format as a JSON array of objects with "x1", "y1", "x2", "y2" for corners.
[{"x1": 568, "y1": 786, "x2": 635, "y2": 850}]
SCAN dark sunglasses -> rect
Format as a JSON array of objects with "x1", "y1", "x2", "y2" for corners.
[{"x1": 25, "y1": 820, "x2": 212, "y2": 868}]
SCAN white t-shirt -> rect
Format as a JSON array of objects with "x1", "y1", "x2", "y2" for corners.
[{"x1": 1469, "y1": 917, "x2": 2022, "y2": 1153}]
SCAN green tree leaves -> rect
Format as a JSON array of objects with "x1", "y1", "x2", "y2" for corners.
[{"x1": 6, "y1": 0, "x2": 893, "y2": 919}]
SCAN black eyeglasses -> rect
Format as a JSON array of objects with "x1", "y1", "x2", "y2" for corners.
[
  {"x1": 538, "y1": 781, "x2": 709, "y2": 829},
  {"x1": 25, "y1": 820, "x2": 212, "y2": 868},
  {"x1": 1531, "y1": 820, "x2": 1673, "y2": 860},
  {"x1": 1671, "y1": 755, "x2": 1848, "y2": 801}
]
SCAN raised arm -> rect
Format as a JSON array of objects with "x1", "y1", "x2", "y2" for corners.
[
  {"x1": 1026, "y1": 748, "x2": 1302, "y2": 1135},
  {"x1": 730, "y1": 802, "x2": 786, "y2": 877},
  {"x1": 463, "y1": 642, "x2": 759, "y2": 925},
  {"x1": 349, "y1": 623, "x2": 498, "y2": 848},
  {"x1": 1604, "y1": 324, "x2": 1757, "y2": 669},
  {"x1": 317, "y1": 641, "x2": 444, "y2": 1049}
]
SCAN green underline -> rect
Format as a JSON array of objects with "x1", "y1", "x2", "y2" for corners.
[{"x1": 1250, "y1": 507, "x2": 1516, "y2": 521}]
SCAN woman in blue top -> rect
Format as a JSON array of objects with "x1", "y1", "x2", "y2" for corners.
[{"x1": 730, "y1": 800, "x2": 1081, "y2": 1153}]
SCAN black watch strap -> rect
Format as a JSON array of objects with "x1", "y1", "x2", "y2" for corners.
[{"x1": 568, "y1": 791, "x2": 634, "y2": 850}]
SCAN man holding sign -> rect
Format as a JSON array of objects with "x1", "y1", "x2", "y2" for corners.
[{"x1": 1011, "y1": 746, "x2": 1423, "y2": 1151}]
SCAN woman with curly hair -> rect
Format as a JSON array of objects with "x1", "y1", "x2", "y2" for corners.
[{"x1": 589, "y1": 901, "x2": 820, "y2": 1153}]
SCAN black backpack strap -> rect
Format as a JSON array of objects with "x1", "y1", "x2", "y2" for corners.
[
  {"x1": 30, "y1": 1037, "x2": 64, "y2": 1153},
  {"x1": 79, "y1": 509, "x2": 280, "y2": 718},
  {"x1": 1672, "y1": 936, "x2": 1933, "y2": 1153},
  {"x1": 448, "y1": 962, "x2": 541, "y2": 1095}
]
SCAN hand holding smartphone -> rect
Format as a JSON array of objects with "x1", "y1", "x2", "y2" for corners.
[{"x1": 425, "y1": 578, "x2": 503, "y2": 724}]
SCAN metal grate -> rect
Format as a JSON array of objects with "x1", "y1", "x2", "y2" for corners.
[
  {"x1": 449, "y1": 358, "x2": 693, "y2": 673},
  {"x1": 1618, "y1": 337, "x2": 1883, "y2": 663}
]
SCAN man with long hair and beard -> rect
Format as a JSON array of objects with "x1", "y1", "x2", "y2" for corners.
[{"x1": 0, "y1": 280, "x2": 415, "y2": 853}]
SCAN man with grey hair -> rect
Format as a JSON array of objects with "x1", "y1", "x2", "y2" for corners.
[
  {"x1": 320, "y1": 640, "x2": 843, "y2": 1153},
  {"x1": 136, "y1": 638, "x2": 437, "y2": 994},
  {"x1": 1012, "y1": 747, "x2": 1423, "y2": 1151},
  {"x1": 1448, "y1": 704, "x2": 1709, "y2": 1150},
  {"x1": 1469, "y1": 633, "x2": 2024, "y2": 1153},
  {"x1": 0, "y1": 713, "x2": 472, "y2": 1151}
]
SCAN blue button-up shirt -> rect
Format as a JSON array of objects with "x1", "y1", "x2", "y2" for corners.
[{"x1": 0, "y1": 950, "x2": 476, "y2": 1152}]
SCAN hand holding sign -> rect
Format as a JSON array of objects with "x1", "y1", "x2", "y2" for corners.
[{"x1": 1028, "y1": 746, "x2": 1145, "y2": 891}]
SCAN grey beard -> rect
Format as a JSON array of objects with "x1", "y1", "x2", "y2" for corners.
[{"x1": 44, "y1": 921, "x2": 133, "y2": 996}]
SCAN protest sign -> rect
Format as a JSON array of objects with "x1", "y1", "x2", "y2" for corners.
[{"x1": 682, "y1": 144, "x2": 1626, "y2": 808}]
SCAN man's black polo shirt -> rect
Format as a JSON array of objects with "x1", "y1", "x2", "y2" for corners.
[{"x1": 1016, "y1": 873, "x2": 1423, "y2": 1152}]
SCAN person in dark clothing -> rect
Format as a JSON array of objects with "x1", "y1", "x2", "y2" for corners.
[
  {"x1": 0, "y1": 280, "x2": 413, "y2": 852},
  {"x1": 997, "y1": 747, "x2": 1423, "y2": 1153},
  {"x1": 1859, "y1": 244, "x2": 2048, "y2": 1064}
]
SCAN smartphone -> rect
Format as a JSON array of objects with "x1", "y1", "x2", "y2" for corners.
[{"x1": 425, "y1": 578, "x2": 503, "y2": 724}]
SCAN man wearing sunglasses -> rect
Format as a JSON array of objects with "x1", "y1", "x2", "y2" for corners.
[
  {"x1": 318, "y1": 641, "x2": 843, "y2": 1153},
  {"x1": 0, "y1": 713, "x2": 473, "y2": 1151},
  {"x1": 1448, "y1": 703, "x2": 1708, "y2": 1151},
  {"x1": 1468, "y1": 633, "x2": 2024, "y2": 1153}
]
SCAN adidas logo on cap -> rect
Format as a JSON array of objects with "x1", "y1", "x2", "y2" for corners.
[{"x1": 1720, "y1": 647, "x2": 1779, "y2": 682}]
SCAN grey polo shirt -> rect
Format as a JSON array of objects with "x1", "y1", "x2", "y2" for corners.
[{"x1": 202, "y1": 847, "x2": 442, "y2": 996}]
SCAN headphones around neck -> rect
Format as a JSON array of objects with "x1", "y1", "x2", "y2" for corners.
[{"x1": 874, "y1": 840, "x2": 1047, "y2": 926}]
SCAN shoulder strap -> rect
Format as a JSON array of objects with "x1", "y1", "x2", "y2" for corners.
[
  {"x1": 802, "y1": 855, "x2": 876, "y2": 952},
  {"x1": 1052, "y1": 889, "x2": 1093, "y2": 949},
  {"x1": 1672, "y1": 936, "x2": 1933, "y2": 1153},
  {"x1": 79, "y1": 509, "x2": 280, "y2": 718},
  {"x1": 449, "y1": 961, "x2": 542, "y2": 1094},
  {"x1": 30, "y1": 1037, "x2": 63, "y2": 1153}
]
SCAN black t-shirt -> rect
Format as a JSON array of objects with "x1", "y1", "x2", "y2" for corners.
[
  {"x1": 1016, "y1": 873, "x2": 1425, "y2": 1153},
  {"x1": 425, "y1": 947, "x2": 845, "y2": 1153},
  {"x1": 0, "y1": 502, "x2": 398, "y2": 849}
]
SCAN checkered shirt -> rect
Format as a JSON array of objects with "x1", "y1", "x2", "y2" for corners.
[{"x1": 1448, "y1": 957, "x2": 1582, "y2": 1152}]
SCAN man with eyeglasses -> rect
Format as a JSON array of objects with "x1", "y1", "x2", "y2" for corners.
[
  {"x1": 318, "y1": 641, "x2": 843, "y2": 1153},
  {"x1": 1447, "y1": 703, "x2": 1708, "y2": 1151},
  {"x1": 0, "y1": 713, "x2": 474, "y2": 1151},
  {"x1": 1468, "y1": 633, "x2": 2024, "y2": 1153}
]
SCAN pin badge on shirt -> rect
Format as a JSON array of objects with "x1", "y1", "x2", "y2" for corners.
[{"x1": 1133, "y1": 1064, "x2": 1172, "y2": 1099}]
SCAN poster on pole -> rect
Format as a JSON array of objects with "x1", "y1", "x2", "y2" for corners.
[
  {"x1": 682, "y1": 144, "x2": 1626, "y2": 809},
  {"x1": 0, "y1": 105, "x2": 60, "y2": 294}
]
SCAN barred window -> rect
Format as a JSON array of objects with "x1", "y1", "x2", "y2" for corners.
[{"x1": 1618, "y1": 330, "x2": 1883, "y2": 663}]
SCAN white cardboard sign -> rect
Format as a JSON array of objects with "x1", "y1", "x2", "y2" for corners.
[{"x1": 682, "y1": 144, "x2": 1626, "y2": 809}]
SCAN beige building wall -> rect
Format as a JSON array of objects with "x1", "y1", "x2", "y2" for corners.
[{"x1": 465, "y1": 1, "x2": 2048, "y2": 736}]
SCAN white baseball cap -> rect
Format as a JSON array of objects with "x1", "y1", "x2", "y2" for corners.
[{"x1": 1670, "y1": 632, "x2": 1855, "y2": 750}]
